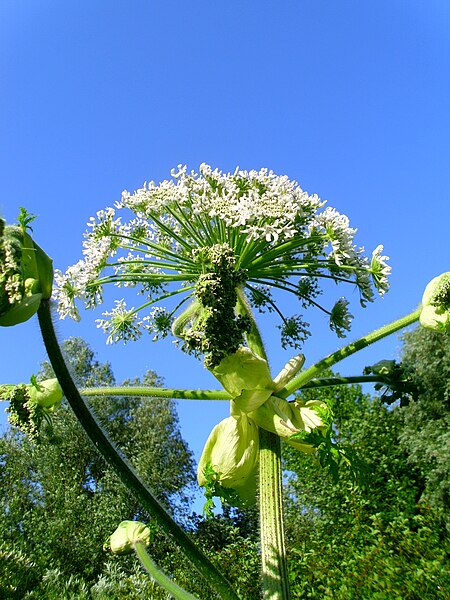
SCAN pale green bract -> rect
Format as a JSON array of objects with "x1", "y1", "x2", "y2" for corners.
[
  {"x1": 197, "y1": 413, "x2": 259, "y2": 492},
  {"x1": 419, "y1": 272, "x2": 450, "y2": 333},
  {"x1": 212, "y1": 347, "x2": 274, "y2": 412},
  {"x1": 54, "y1": 164, "x2": 390, "y2": 352}
]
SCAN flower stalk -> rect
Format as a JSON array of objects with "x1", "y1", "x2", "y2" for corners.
[
  {"x1": 80, "y1": 386, "x2": 231, "y2": 401},
  {"x1": 134, "y1": 541, "x2": 200, "y2": 600}
]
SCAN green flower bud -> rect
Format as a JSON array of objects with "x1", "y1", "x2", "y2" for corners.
[
  {"x1": 105, "y1": 520, "x2": 153, "y2": 555},
  {"x1": 0, "y1": 211, "x2": 53, "y2": 327},
  {"x1": 28, "y1": 378, "x2": 63, "y2": 411},
  {"x1": 212, "y1": 346, "x2": 274, "y2": 412},
  {"x1": 420, "y1": 272, "x2": 450, "y2": 333},
  {"x1": 24, "y1": 277, "x2": 40, "y2": 294},
  {"x1": 249, "y1": 396, "x2": 327, "y2": 453},
  {"x1": 273, "y1": 353, "x2": 305, "y2": 391},
  {"x1": 198, "y1": 413, "x2": 259, "y2": 491}
]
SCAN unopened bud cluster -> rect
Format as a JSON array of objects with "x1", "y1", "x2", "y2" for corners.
[
  {"x1": 0, "y1": 209, "x2": 53, "y2": 327},
  {"x1": 105, "y1": 520, "x2": 152, "y2": 555},
  {"x1": 0, "y1": 377, "x2": 62, "y2": 440}
]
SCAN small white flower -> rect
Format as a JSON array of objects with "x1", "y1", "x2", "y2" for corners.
[
  {"x1": 96, "y1": 300, "x2": 142, "y2": 344},
  {"x1": 370, "y1": 245, "x2": 391, "y2": 295}
]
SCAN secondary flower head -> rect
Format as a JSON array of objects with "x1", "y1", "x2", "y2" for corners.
[
  {"x1": 420, "y1": 271, "x2": 450, "y2": 333},
  {"x1": 55, "y1": 165, "x2": 390, "y2": 360},
  {"x1": 0, "y1": 376, "x2": 63, "y2": 440},
  {"x1": 0, "y1": 208, "x2": 53, "y2": 327}
]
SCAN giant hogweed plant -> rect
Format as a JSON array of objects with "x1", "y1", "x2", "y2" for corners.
[{"x1": 1, "y1": 165, "x2": 449, "y2": 599}]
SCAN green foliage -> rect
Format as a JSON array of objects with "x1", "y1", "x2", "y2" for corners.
[
  {"x1": 21, "y1": 563, "x2": 167, "y2": 600},
  {"x1": 283, "y1": 372, "x2": 450, "y2": 599},
  {"x1": 187, "y1": 509, "x2": 261, "y2": 599},
  {"x1": 287, "y1": 509, "x2": 449, "y2": 599},
  {"x1": 0, "y1": 337, "x2": 195, "y2": 597},
  {"x1": 399, "y1": 326, "x2": 450, "y2": 521}
]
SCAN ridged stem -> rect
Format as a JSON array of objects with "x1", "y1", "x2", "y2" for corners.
[
  {"x1": 298, "y1": 375, "x2": 395, "y2": 389},
  {"x1": 37, "y1": 300, "x2": 240, "y2": 600},
  {"x1": 236, "y1": 289, "x2": 290, "y2": 598},
  {"x1": 259, "y1": 429, "x2": 290, "y2": 600}
]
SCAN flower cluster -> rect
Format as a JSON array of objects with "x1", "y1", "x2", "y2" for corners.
[
  {"x1": 55, "y1": 165, "x2": 390, "y2": 355},
  {"x1": 0, "y1": 377, "x2": 63, "y2": 440},
  {"x1": 0, "y1": 209, "x2": 53, "y2": 326}
]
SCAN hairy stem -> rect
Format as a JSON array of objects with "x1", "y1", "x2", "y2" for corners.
[
  {"x1": 236, "y1": 289, "x2": 290, "y2": 598},
  {"x1": 81, "y1": 386, "x2": 231, "y2": 400},
  {"x1": 259, "y1": 429, "x2": 290, "y2": 600},
  {"x1": 277, "y1": 308, "x2": 421, "y2": 398},
  {"x1": 37, "y1": 300, "x2": 240, "y2": 600}
]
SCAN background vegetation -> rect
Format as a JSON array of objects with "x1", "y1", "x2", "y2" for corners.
[{"x1": 0, "y1": 328, "x2": 449, "y2": 598}]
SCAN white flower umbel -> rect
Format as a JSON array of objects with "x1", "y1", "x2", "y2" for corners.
[
  {"x1": 56, "y1": 165, "x2": 390, "y2": 352},
  {"x1": 96, "y1": 299, "x2": 143, "y2": 344}
]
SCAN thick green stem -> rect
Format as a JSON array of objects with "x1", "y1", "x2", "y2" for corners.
[
  {"x1": 236, "y1": 289, "x2": 290, "y2": 598},
  {"x1": 278, "y1": 308, "x2": 421, "y2": 398},
  {"x1": 134, "y1": 541, "x2": 200, "y2": 600},
  {"x1": 37, "y1": 300, "x2": 240, "y2": 600},
  {"x1": 80, "y1": 386, "x2": 231, "y2": 400},
  {"x1": 259, "y1": 429, "x2": 290, "y2": 600},
  {"x1": 80, "y1": 376, "x2": 395, "y2": 400}
]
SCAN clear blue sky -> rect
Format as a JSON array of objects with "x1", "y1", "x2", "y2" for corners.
[{"x1": 1, "y1": 1, "x2": 449, "y2": 486}]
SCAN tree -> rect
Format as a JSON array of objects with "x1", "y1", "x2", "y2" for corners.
[
  {"x1": 0, "y1": 337, "x2": 196, "y2": 598},
  {"x1": 399, "y1": 326, "x2": 450, "y2": 521},
  {"x1": 283, "y1": 371, "x2": 449, "y2": 599}
]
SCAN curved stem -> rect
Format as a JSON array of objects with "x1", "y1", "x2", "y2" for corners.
[
  {"x1": 236, "y1": 287, "x2": 269, "y2": 362},
  {"x1": 277, "y1": 308, "x2": 421, "y2": 398},
  {"x1": 134, "y1": 541, "x2": 200, "y2": 600},
  {"x1": 259, "y1": 430, "x2": 290, "y2": 600},
  {"x1": 37, "y1": 300, "x2": 240, "y2": 600},
  {"x1": 80, "y1": 386, "x2": 231, "y2": 401}
]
